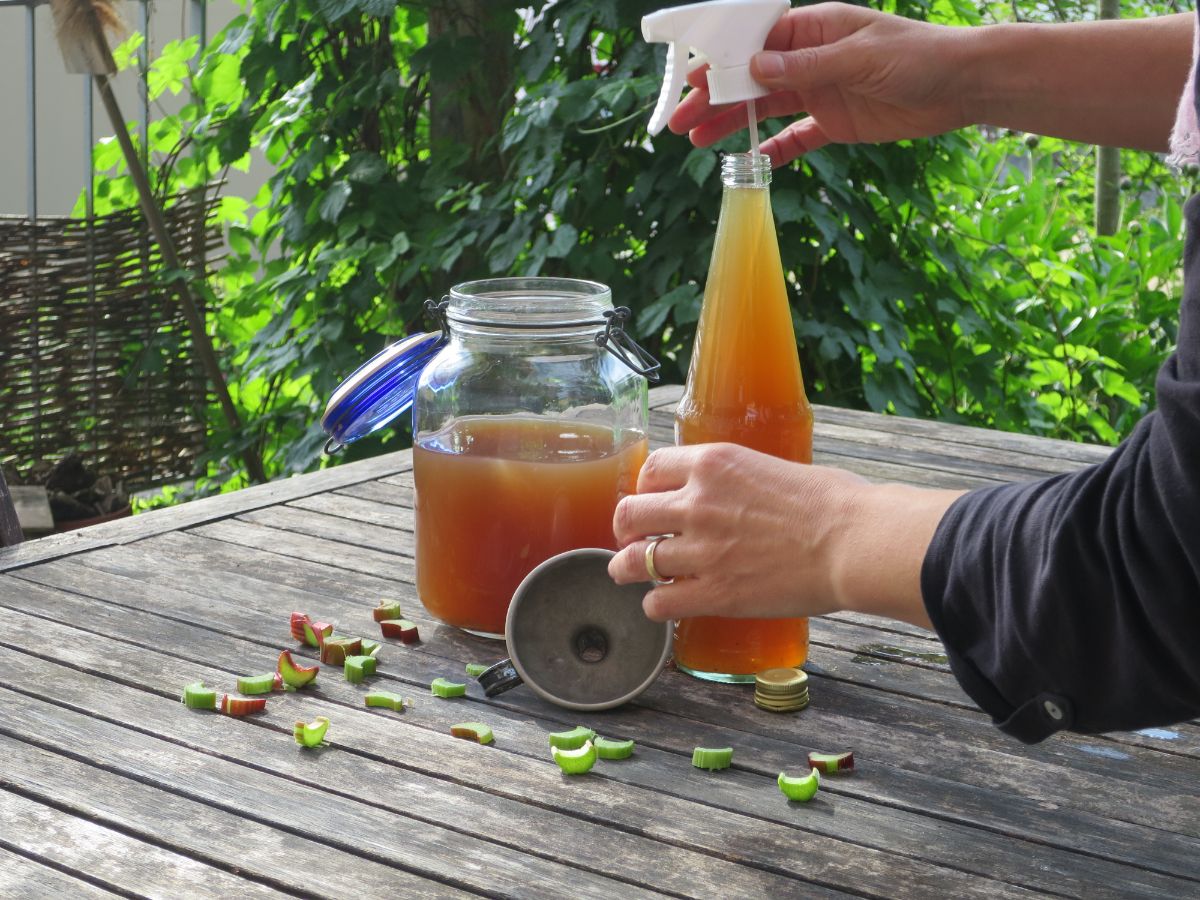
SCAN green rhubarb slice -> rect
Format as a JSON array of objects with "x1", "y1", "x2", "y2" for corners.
[
  {"x1": 594, "y1": 737, "x2": 635, "y2": 760},
  {"x1": 303, "y1": 620, "x2": 334, "y2": 648},
  {"x1": 277, "y1": 650, "x2": 320, "y2": 689},
  {"x1": 807, "y1": 751, "x2": 854, "y2": 774},
  {"x1": 451, "y1": 722, "x2": 494, "y2": 745},
  {"x1": 778, "y1": 768, "x2": 821, "y2": 802},
  {"x1": 431, "y1": 677, "x2": 467, "y2": 698},
  {"x1": 294, "y1": 716, "x2": 330, "y2": 748},
  {"x1": 465, "y1": 663, "x2": 488, "y2": 678},
  {"x1": 552, "y1": 741, "x2": 597, "y2": 775},
  {"x1": 237, "y1": 673, "x2": 278, "y2": 695},
  {"x1": 364, "y1": 691, "x2": 409, "y2": 711},
  {"x1": 182, "y1": 681, "x2": 217, "y2": 710},
  {"x1": 373, "y1": 600, "x2": 404, "y2": 622},
  {"x1": 360, "y1": 638, "x2": 382, "y2": 658},
  {"x1": 344, "y1": 655, "x2": 377, "y2": 684},
  {"x1": 691, "y1": 747, "x2": 733, "y2": 771},
  {"x1": 548, "y1": 726, "x2": 596, "y2": 750},
  {"x1": 321, "y1": 636, "x2": 363, "y2": 665}
]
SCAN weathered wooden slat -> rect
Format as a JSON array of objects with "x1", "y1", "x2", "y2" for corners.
[
  {"x1": 0, "y1": 846, "x2": 121, "y2": 899},
  {"x1": 0, "y1": 451, "x2": 414, "y2": 573},
  {"x1": 4, "y1": 569, "x2": 1195, "y2": 896},
  {"x1": 0, "y1": 677, "x2": 670, "y2": 900},
  {"x1": 240, "y1": 504, "x2": 415, "y2": 556},
  {"x1": 335, "y1": 479, "x2": 414, "y2": 507},
  {"x1": 0, "y1": 734, "x2": 470, "y2": 899},
  {"x1": 291, "y1": 492, "x2": 415, "y2": 531},
  {"x1": 0, "y1": 784, "x2": 289, "y2": 898}
]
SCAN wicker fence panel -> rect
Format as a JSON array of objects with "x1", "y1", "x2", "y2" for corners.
[{"x1": 0, "y1": 194, "x2": 220, "y2": 489}]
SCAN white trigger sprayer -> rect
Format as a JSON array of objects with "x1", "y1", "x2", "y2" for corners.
[{"x1": 642, "y1": 0, "x2": 788, "y2": 159}]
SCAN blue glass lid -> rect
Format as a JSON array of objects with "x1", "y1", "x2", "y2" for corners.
[{"x1": 321, "y1": 331, "x2": 446, "y2": 453}]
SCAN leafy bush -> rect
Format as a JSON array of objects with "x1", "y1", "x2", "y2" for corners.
[{"x1": 90, "y1": 0, "x2": 1189, "y2": 493}]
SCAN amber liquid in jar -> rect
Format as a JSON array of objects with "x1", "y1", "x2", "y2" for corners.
[
  {"x1": 674, "y1": 154, "x2": 813, "y2": 681},
  {"x1": 414, "y1": 416, "x2": 647, "y2": 637}
]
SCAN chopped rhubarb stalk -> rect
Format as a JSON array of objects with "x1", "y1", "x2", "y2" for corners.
[
  {"x1": 277, "y1": 650, "x2": 320, "y2": 689},
  {"x1": 778, "y1": 768, "x2": 821, "y2": 802},
  {"x1": 360, "y1": 638, "x2": 382, "y2": 658},
  {"x1": 465, "y1": 663, "x2": 488, "y2": 678},
  {"x1": 373, "y1": 600, "x2": 404, "y2": 622},
  {"x1": 552, "y1": 741, "x2": 597, "y2": 775},
  {"x1": 344, "y1": 655, "x2": 377, "y2": 684},
  {"x1": 305, "y1": 621, "x2": 335, "y2": 647},
  {"x1": 691, "y1": 747, "x2": 733, "y2": 771},
  {"x1": 548, "y1": 726, "x2": 596, "y2": 750},
  {"x1": 430, "y1": 677, "x2": 467, "y2": 698},
  {"x1": 807, "y1": 751, "x2": 854, "y2": 774},
  {"x1": 364, "y1": 691, "x2": 410, "y2": 711},
  {"x1": 293, "y1": 716, "x2": 330, "y2": 748},
  {"x1": 237, "y1": 673, "x2": 278, "y2": 695},
  {"x1": 320, "y1": 636, "x2": 363, "y2": 665},
  {"x1": 450, "y1": 722, "x2": 494, "y2": 745},
  {"x1": 181, "y1": 681, "x2": 217, "y2": 710},
  {"x1": 290, "y1": 612, "x2": 312, "y2": 644},
  {"x1": 594, "y1": 737, "x2": 635, "y2": 760},
  {"x1": 273, "y1": 672, "x2": 285, "y2": 692},
  {"x1": 379, "y1": 619, "x2": 419, "y2": 644},
  {"x1": 220, "y1": 694, "x2": 267, "y2": 716}
]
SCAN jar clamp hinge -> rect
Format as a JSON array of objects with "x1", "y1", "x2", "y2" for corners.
[{"x1": 599, "y1": 307, "x2": 661, "y2": 382}]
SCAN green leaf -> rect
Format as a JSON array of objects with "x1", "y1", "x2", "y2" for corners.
[
  {"x1": 319, "y1": 182, "x2": 353, "y2": 224},
  {"x1": 547, "y1": 224, "x2": 578, "y2": 258},
  {"x1": 681, "y1": 148, "x2": 717, "y2": 187}
]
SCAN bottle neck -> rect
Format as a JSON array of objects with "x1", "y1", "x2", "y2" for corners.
[{"x1": 721, "y1": 152, "x2": 771, "y2": 189}]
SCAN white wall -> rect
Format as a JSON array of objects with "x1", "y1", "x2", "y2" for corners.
[{"x1": 0, "y1": 0, "x2": 249, "y2": 217}]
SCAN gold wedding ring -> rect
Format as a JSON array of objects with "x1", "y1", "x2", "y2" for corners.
[{"x1": 644, "y1": 535, "x2": 674, "y2": 586}]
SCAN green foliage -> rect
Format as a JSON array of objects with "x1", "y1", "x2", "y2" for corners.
[{"x1": 88, "y1": 0, "x2": 1189, "y2": 495}]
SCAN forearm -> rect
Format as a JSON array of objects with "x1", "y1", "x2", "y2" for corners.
[
  {"x1": 831, "y1": 483, "x2": 964, "y2": 630},
  {"x1": 964, "y1": 13, "x2": 1193, "y2": 152}
]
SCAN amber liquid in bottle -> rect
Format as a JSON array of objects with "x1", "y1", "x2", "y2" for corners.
[{"x1": 674, "y1": 152, "x2": 813, "y2": 682}]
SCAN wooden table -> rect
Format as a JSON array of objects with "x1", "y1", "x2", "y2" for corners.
[{"x1": 1, "y1": 385, "x2": 1197, "y2": 898}]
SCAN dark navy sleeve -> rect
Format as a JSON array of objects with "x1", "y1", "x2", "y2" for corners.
[{"x1": 920, "y1": 189, "x2": 1200, "y2": 744}]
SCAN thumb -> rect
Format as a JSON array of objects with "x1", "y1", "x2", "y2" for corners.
[{"x1": 751, "y1": 46, "x2": 855, "y2": 92}]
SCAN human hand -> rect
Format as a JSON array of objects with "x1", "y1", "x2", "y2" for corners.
[{"x1": 670, "y1": 3, "x2": 979, "y2": 165}]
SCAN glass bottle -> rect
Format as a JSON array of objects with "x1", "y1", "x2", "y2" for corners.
[{"x1": 673, "y1": 152, "x2": 813, "y2": 681}]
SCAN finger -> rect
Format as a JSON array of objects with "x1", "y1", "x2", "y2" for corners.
[
  {"x1": 685, "y1": 91, "x2": 810, "y2": 148},
  {"x1": 685, "y1": 62, "x2": 710, "y2": 91},
  {"x1": 613, "y1": 493, "x2": 685, "y2": 547},
  {"x1": 607, "y1": 533, "x2": 692, "y2": 586},
  {"x1": 759, "y1": 118, "x2": 831, "y2": 167},
  {"x1": 636, "y1": 445, "x2": 703, "y2": 494},
  {"x1": 642, "y1": 578, "x2": 710, "y2": 622},
  {"x1": 750, "y1": 44, "x2": 859, "y2": 95}
]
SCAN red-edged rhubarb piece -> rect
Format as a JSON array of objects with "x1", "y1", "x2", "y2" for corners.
[
  {"x1": 290, "y1": 611, "x2": 312, "y2": 644},
  {"x1": 306, "y1": 620, "x2": 335, "y2": 647},
  {"x1": 273, "y1": 672, "x2": 285, "y2": 692},
  {"x1": 379, "y1": 618, "x2": 419, "y2": 644},
  {"x1": 277, "y1": 649, "x2": 320, "y2": 689},
  {"x1": 294, "y1": 716, "x2": 330, "y2": 748},
  {"x1": 807, "y1": 751, "x2": 854, "y2": 774},
  {"x1": 373, "y1": 600, "x2": 404, "y2": 622},
  {"x1": 320, "y1": 636, "x2": 363, "y2": 665},
  {"x1": 220, "y1": 694, "x2": 267, "y2": 716}
]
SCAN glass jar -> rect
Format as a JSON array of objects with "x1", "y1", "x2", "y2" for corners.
[{"x1": 323, "y1": 277, "x2": 655, "y2": 640}]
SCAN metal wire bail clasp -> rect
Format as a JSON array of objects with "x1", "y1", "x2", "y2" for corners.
[
  {"x1": 424, "y1": 296, "x2": 450, "y2": 340},
  {"x1": 597, "y1": 307, "x2": 661, "y2": 382}
]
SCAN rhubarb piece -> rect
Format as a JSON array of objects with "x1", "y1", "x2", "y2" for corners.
[
  {"x1": 379, "y1": 619, "x2": 419, "y2": 644},
  {"x1": 220, "y1": 694, "x2": 267, "y2": 716},
  {"x1": 691, "y1": 747, "x2": 733, "y2": 771},
  {"x1": 594, "y1": 737, "x2": 635, "y2": 760},
  {"x1": 237, "y1": 673, "x2": 278, "y2": 695},
  {"x1": 373, "y1": 600, "x2": 404, "y2": 622},
  {"x1": 320, "y1": 636, "x2": 363, "y2": 665},
  {"x1": 273, "y1": 672, "x2": 285, "y2": 692},
  {"x1": 277, "y1": 650, "x2": 320, "y2": 689},
  {"x1": 364, "y1": 691, "x2": 410, "y2": 711},
  {"x1": 778, "y1": 768, "x2": 821, "y2": 802},
  {"x1": 304, "y1": 620, "x2": 335, "y2": 647},
  {"x1": 548, "y1": 726, "x2": 596, "y2": 750},
  {"x1": 552, "y1": 741, "x2": 597, "y2": 775},
  {"x1": 431, "y1": 677, "x2": 466, "y2": 698},
  {"x1": 451, "y1": 722, "x2": 494, "y2": 745},
  {"x1": 360, "y1": 638, "x2": 382, "y2": 658},
  {"x1": 181, "y1": 681, "x2": 217, "y2": 710},
  {"x1": 290, "y1": 611, "x2": 312, "y2": 644},
  {"x1": 807, "y1": 751, "x2": 854, "y2": 775},
  {"x1": 344, "y1": 655, "x2": 377, "y2": 684},
  {"x1": 465, "y1": 663, "x2": 488, "y2": 678},
  {"x1": 293, "y1": 716, "x2": 330, "y2": 748}
]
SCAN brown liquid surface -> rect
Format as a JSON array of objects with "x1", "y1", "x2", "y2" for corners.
[
  {"x1": 414, "y1": 417, "x2": 647, "y2": 635},
  {"x1": 674, "y1": 183, "x2": 813, "y2": 677}
]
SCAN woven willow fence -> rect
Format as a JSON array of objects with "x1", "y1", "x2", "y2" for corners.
[{"x1": 0, "y1": 192, "x2": 219, "y2": 489}]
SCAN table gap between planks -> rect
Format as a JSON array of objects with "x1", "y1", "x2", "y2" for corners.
[{"x1": 0, "y1": 385, "x2": 1196, "y2": 899}]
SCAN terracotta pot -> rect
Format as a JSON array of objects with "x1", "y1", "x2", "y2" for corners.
[{"x1": 55, "y1": 504, "x2": 133, "y2": 533}]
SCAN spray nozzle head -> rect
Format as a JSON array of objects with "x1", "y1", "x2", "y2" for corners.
[{"x1": 642, "y1": 0, "x2": 788, "y2": 136}]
